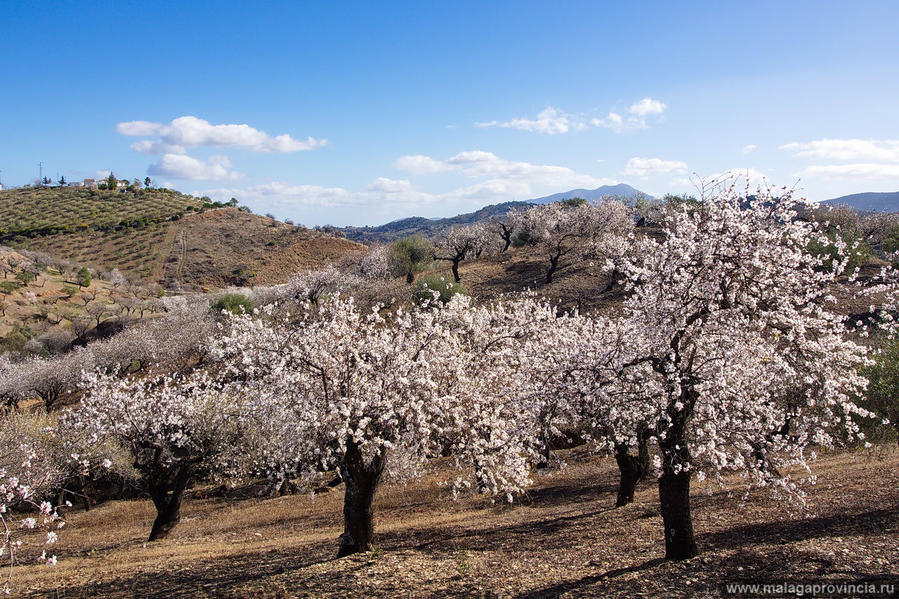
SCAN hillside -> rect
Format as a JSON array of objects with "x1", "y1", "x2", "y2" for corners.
[
  {"x1": 0, "y1": 186, "x2": 203, "y2": 280},
  {"x1": 822, "y1": 191, "x2": 899, "y2": 212},
  {"x1": 16, "y1": 448, "x2": 898, "y2": 597},
  {"x1": 0, "y1": 187, "x2": 363, "y2": 289},
  {"x1": 0, "y1": 186, "x2": 202, "y2": 239},
  {"x1": 163, "y1": 208, "x2": 364, "y2": 289},
  {"x1": 0, "y1": 247, "x2": 160, "y2": 353}
]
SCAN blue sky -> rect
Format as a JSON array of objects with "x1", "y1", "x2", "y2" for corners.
[{"x1": 2, "y1": 1, "x2": 898, "y2": 226}]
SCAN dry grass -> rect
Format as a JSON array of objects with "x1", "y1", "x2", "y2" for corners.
[
  {"x1": 165, "y1": 209, "x2": 364, "y2": 289},
  {"x1": 13, "y1": 447, "x2": 898, "y2": 598}
]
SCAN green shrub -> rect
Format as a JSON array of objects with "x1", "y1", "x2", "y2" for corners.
[
  {"x1": 211, "y1": 293, "x2": 254, "y2": 315},
  {"x1": 76, "y1": 266, "x2": 92, "y2": 287},
  {"x1": 0, "y1": 281, "x2": 21, "y2": 294},
  {"x1": 807, "y1": 231, "x2": 871, "y2": 274},
  {"x1": 412, "y1": 275, "x2": 467, "y2": 306},
  {"x1": 15, "y1": 270, "x2": 36, "y2": 285},
  {"x1": 390, "y1": 235, "x2": 434, "y2": 284},
  {"x1": 862, "y1": 337, "x2": 899, "y2": 446}
]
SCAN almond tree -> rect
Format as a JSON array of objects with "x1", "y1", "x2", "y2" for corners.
[
  {"x1": 16, "y1": 349, "x2": 95, "y2": 412},
  {"x1": 0, "y1": 444, "x2": 63, "y2": 593},
  {"x1": 213, "y1": 296, "x2": 534, "y2": 557},
  {"x1": 510, "y1": 200, "x2": 632, "y2": 284},
  {"x1": 608, "y1": 183, "x2": 871, "y2": 559},
  {"x1": 66, "y1": 371, "x2": 249, "y2": 540},
  {"x1": 434, "y1": 224, "x2": 495, "y2": 282}
]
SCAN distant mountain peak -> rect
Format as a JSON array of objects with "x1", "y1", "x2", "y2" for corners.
[{"x1": 529, "y1": 184, "x2": 650, "y2": 205}]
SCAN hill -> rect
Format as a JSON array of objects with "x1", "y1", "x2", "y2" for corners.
[
  {"x1": 163, "y1": 208, "x2": 364, "y2": 289},
  {"x1": 0, "y1": 187, "x2": 363, "y2": 289},
  {"x1": 822, "y1": 191, "x2": 899, "y2": 212},
  {"x1": 530, "y1": 183, "x2": 650, "y2": 204},
  {"x1": 340, "y1": 200, "x2": 533, "y2": 244}
]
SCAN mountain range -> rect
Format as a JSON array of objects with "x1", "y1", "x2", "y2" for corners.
[
  {"x1": 339, "y1": 184, "x2": 651, "y2": 244},
  {"x1": 821, "y1": 191, "x2": 899, "y2": 212}
]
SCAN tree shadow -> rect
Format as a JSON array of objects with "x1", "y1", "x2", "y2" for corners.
[
  {"x1": 35, "y1": 543, "x2": 336, "y2": 598},
  {"x1": 699, "y1": 507, "x2": 898, "y2": 551},
  {"x1": 376, "y1": 505, "x2": 618, "y2": 555},
  {"x1": 517, "y1": 558, "x2": 666, "y2": 598},
  {"x1": 521, "y1": 480, "x2": 620, "y2": 508}
]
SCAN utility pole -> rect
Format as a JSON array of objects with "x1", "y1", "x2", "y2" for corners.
[{"x1": 39, "y1": 161, "x2": 43, "y2": 186}]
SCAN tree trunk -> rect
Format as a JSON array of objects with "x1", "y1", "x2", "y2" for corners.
[
  {"x1": 614, "y1": 425, "x2": 650, "y2": 507},
  {"x1": 535, "y1": 429, "x2": 552, "y2": 469},
  {"x1": 657, "y1": 437, "x2": 697, "y2": 560},
  {"x1": 147, "y1": 464, "x2": 193, "y2": 541},
  {"x1": 545, "y1": 255, "x2": 560, "y2": 284},
  {"x1": 451, "y1": 259, "x2": 462, "y2": 283},
  {"x1": 337, "y1": 441, "x2": 384, "y2": 557}
]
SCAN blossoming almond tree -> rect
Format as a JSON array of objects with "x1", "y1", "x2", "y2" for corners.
[
  {"x1": 608, "y1": 183, "x2": 872, "y2": 560},
  {"x1": 66, "y1": 372, "x2": 249, "y2": 541},
  {"x1": 213, "y1": 296, "x2": 539, "y2": 556},
  {"x1": 0, "y1": 441, "x2": 63, "y2": 594},
  {"x1": 433, "y1": 224, "x2": 497, "y2": 283},
  {"x1": 510, "y1": 200, "x2": 633, "y2": 284}
]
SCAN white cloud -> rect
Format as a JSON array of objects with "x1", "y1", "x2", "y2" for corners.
[
  {"x1": 742, "y1": 144, "x2": 757, "y2": 154},
  {"x1": 210, "y1": 182, "x2": 355, "y2": 208},
  {"x1": 796, "y1": 163, "x2": 899, "y2": 180},
  {"x1": 116, "y1": 121, "x2": 160, "y2": 136},
  {"x1": 93, "y1": 169, "x2": 111, "y2": 179},
  {"x1": 628, "y1": 97, "x2": 666, "y2": 117},
  {"x1": 591, "y1": 112, "x2": 624, "y2": 131},
  {"x1": 117, "y1": 116, "x2": 326, "y2": 153},
  {"x1": 476, "y1": 98, "x2": 667, "y2": 135},
  {"x1": 366, "y1": 177, "x2": 413, "y2": 193},
  {"x1": 130, "y1": 140, "x2": 187, "y2": 155},
  {"x1": 147, "y1": 153, "x2": 241, "y2": 181},
  {"x1": 195, "y1": 149, "x2": 619, "y2": 225},
  {"x1": 397, "y1": 150, "x2": 614, "y2": 189},
  {"x1": 780, "y1": 139, "x2": 899, "y2": 162},
  {"x1": 621, "y1": 157, "x2": 688, "y2": 178},
  {"x1": 475, "y1": 106, "x2": 572, "y2": 135},
  {"x1": 394, "y1": 154, "x2": 451, "y2": 174}
]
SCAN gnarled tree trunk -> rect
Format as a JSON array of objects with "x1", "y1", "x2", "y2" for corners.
[
  {"x1": 337, "y1": 441, "x2": 384, "y2": 557},
  {"x1": 147, "y1": 463, "x2": 193, "y2": 541},
  {"x1": 451, "y1": 258, "x2": 462, "y2": 283}
]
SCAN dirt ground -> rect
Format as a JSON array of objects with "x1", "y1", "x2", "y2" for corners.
[{"x1": 14, "y1": 447, "x2": 898, "y2": 598}]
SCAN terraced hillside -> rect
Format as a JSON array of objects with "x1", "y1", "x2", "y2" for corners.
[
  {"x1": 0, "y1": 188, "x2": 364, "y2": 288},
  {"x1": 0, "y1": 186, "x2": 201, "y2": 238},
  {"x1": 0, "y1": 187, "x2": 203, "y2": 280}
]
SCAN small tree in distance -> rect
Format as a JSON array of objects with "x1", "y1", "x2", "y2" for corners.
[{"x1": 434, "y1": 224, "x2": 493, "y2": 282}]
